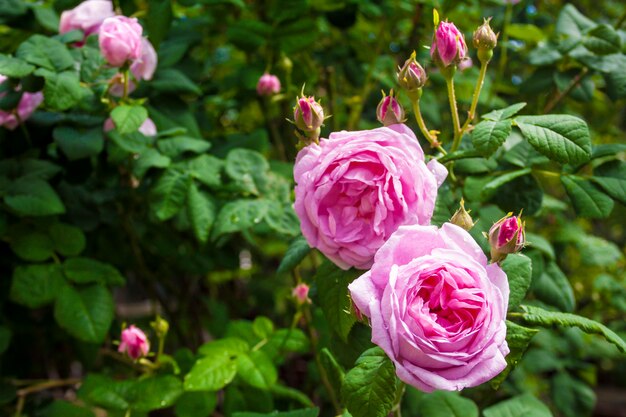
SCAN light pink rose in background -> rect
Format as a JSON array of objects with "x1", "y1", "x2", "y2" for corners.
[
  {"x1": 118, "y1": 325, "x2": 150, "y2": 360},
  {"x1": 103, "y1": 116, "x2": 157, "y2": 136},
  {"x1": 292, "y1": 283, "x2": 311, "y2": 305},
  {"x1": 294, "y1": 123, "x2": 447, "y2": 270},
  {"x1": 0, "y1": 75, "x2": 44, "y2": 130},
  {"x1": 131, "y1": 38, "x2": 158, "y2": 81},
  {"x1": 59, "y1": 0, "x2": 115, "y2": 38},
  {"x1": 431, "y1": 21, "x2": 468, "y2": 67},
  {"x1": 99, "y1": 16, "x2": 143, "y2": 67},
  {"x1": 349, "y1": 223, "x2": 510, "y2": 392},
  {"x1": 256, "y1": 73, "x2": 281, "y2": 96},
  {"x1": 488, "y1": 213, "x2": 525, "y2": 262}
]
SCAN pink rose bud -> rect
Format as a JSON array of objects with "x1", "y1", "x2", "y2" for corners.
[
  {"x1": 256, "y1": 73, "x2": 281, "y2": 96},
  {"x1": 489, "y1": 213, "x2": 525, "y2": 262},
  {"x1": 98, "y1": 16, "x2": 143, "y2": 67},
  {"x1": 293, "y1": 94, "x2": 324, "y2": 139},
  {"x1": 103, "y1": 117, "x2": 157, "y2": 136},
  {"x1": 59, "y1": 0, "x2": 115, "y2": 38},
  {"x1": 431, "y1": 20, "x2": 468, "y2": 68},
  {"x1": 0, "y1": 75, "x2": 44, "y2": 130},
  {"x1": 131, "y1": 38, "x2": 158, "y2": 81},
  {"x1": 376, "y1": 90, "x2": 405, "y2": 126},
  {"x1": 118, "y1": 325, "x2": 150, "y2": 360},
  {"x1": 292, "y1": 283, "x2": 311, "y2": 305},
  {"x1": 397, "y1": 51, "x2": 427, "y2": 93},
  {"x1": 449, "y1": 199, "x2": 475, "y2": 231}
]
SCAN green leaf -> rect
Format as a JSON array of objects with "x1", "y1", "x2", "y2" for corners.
[
  {"x1": 10, "y1": 231, "x2": 54, "y2": 261},
  {"x1": 320, "y1": 348, "x2": 344, "y2": 401},
  {"x1": 39, "y1": 70, "x2": 84, "y2": 111},
  {"x1": 592, "y1": 160, "x2": 626, "y2": 205},
  {"x1": 227, "y1": 20, "x2": 271, "y2": 52},
  {"x1": 342, "y1": 347, "x2": 398, "y2": 417},
  {"x1": 491, "y1": 321, "x2": 539, "y2": 389},
  {"x1": 31, "y1": 4, "x2": 60, "y2": 32},
  {"x1": 184, "y1": 350, "x2": 238, "y2": 391},
  {"x1": 555, "y1": 4, "x2": 594, "y2": 39},
  {"x1": 532, "y1": 261, "x2": 575, "y2": 312},
  {"x1": 501, "y1": 254, "x2": 532, "y2": 310},
  {"x1": 482, "y1": 103, "x2": 527, "y2": 121},
  {"x1": 525, "y1": 233, "x2": 555, "y2": 260},
  {"x1": 111, "y1": 105, "x2": 149, "y2": 135},
  {"x1": 232, "y1": 409, "x2": 319, "y2": 417},
  {"x1": 19, "y1": 159, "x2": 61, "y2": 180},
  {"x1": 108, "y1": 130, "x2": 153, "y2": 154},
  {"x1": 514, "y1": 115, "x2": 591, "y2": 164},
  {"x1": 188, "y1": 183, "x2": 217, "y2": 243},
  {"x1": 483, "y1": 393, "x2": 553, "y2": 417},
  {"x1": 583, "y1": 24, "x2": 621, "y2": 55},
  {"x1": 53, "y1": 126, "x2": 104, "y2": 160},
  {"x1": 130, "y1": 376, "x2": 183, "y2": 412},
  {"x1": 225, "y1": 148, "x2": 270, "y2": 195},
  {"x1": 262, "y1": 329, "x2": 310, "y2": 359},
  {"x1": 44, "y1": 401, "x2": 95, "y2": 417},
  {"x1": 481, "y1": 168, "x2": 532, "y2": 201},
  {"x1": 5, "y1": 178, "x2": 65, "y2": 216},
  {"x1": 519, "y1": 305, "x2": 626, "y2": 353},
  {"x1": 16, "y1": 35, "x2": 74, "y2": 71},
  {"x1": 471, "y1": 119, "x2": 512, "y2": 156},
  {"x1": 503, "y1": 140, "x2": 550, "y2": 168},
  {"x1": 212, "y1": 199, "x2": 270, "y2": 239},
  {"x1": 315, "y1": 261, "x2": 359, "y2": 342},
  {"x1": 133, "y1": 148, "x2": 171, "y2": 178},
  {"x1": 11, "y1": 264, "x2": 65, "y2": 308},
  {"x1": 63, "y1": 257, "x2": 125, "y2": 286},
  {"x1": 198, "y1": 337, "x2": 250, "y2": 357},
  {"x1": 54, "y1": 284, "x2": 114, "y2": 343},
  {"x1": 507, "y1": 24, "x2": 545, "y2": 43},
  {"x1": 145, "y1": 0, "x2": 172, "y2": 48},
  {"x1": 277, "y1": 236, "x2": 311, "y2": 274},
  {"x1": 158, "y1": 136, "x2": 211, "y2": 157},
  {"x1": 186, "y1": 154, "x2": 223, "y2": 188},
  {"x1": 0, "y1": 326, "x2": 12, "y2": 355},
  {"x1": 419, "y1": 391, "x2": 478, "y2": 417},
  {"x1": 0, "y1": 54, "x2": 35, "y2": 78},
  {"x1": 265, "y1": 203, "x2": 300, "y2": 236},
  {"x1": 152, "y1": 69, "x2": 202, "y2": 95},
  {"x1": 552, "y1": 373, "x2": 596, "y2": 417},
  {"x1": 49, "y1": 223, "x2": 86, "y2": 256},
  {"x1": 252, "y1": 317, "x2": 274, "y2": 339},
  {"x1": 603, "y1": 58, "x2": 626, "y2": 100},
  {"x1": 175, "y1": 391, "x2": 218, "y2": 417},
  {"x1": 152, "y1": 169, "x2": 192, "y2": 221},
  {"x1": 236, "y1": 350, "x2": 278, "y2": 389},
  {"x1": 561, "y1": 175, "x2": 614, "y2": 218}
]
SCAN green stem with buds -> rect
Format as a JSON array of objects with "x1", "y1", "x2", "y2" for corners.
[{"x1": 411, "y1": 99, "x2": 446, "y2": 155}]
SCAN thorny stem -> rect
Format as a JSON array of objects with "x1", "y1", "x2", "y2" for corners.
[
  {"x1": 14, "y1": 378, "x2": 81, "y2": 416},
  {"x1": 445, "y1": 76, "x2": 461, "y2": 145},
  {"x1": 411, "y1": 100, "x2": 447, "y2": 155}
]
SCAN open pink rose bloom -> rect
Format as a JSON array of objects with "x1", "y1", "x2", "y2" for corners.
[
  {"x1": 294, "y1": 124, "x2": 447, "y2": 270},
  {"x1": 349, "y1": 223, "x2": 510, "y2": 391}
]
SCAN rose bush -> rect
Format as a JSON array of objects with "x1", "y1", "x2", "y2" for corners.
[{"x1": 294, "y1": 123, "x2": 446, "y2": 269}]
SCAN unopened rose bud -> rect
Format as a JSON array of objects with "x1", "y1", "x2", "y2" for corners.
[
  {"x1": 488, "y1": 213, "x2": 525, "y2": 262},
  {"x1": 473, "y1": 18, "x2": 498, "y2": 63},
  {"x1": 98, "y1": 16, "x2": 143, "y2": 67},
  {"x1": 293, "y1": 94, "x2": 324, "y2": 141},
  {"x1": 450, "y1": 199, "x2": 476, "y2": 231},
  {"x1": 376, "y1": 90, "x2": 405, "y2": 126},
  {"x1": 118, "y1": 325, "x2": 150, "y2": 360},
  {"x1": 256, "y1": 73, "x2": 281, "y2": 96},
  {"x1": 292, "y1": 283, "x2": 311, "y2": 305},
  {"x1": 431, "y1": 20, "x2": 468, "y2": 68},
  {"x1": 151, "y1": 316, "x2": 169, "y2": 338},
  {"x1": 397, "y1": 51, "x2": 427, "y2": 95}
]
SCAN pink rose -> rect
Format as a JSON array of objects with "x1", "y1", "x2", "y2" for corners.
[
  {"x1": 98, "y1": 16, "x2": 143, "y2": 67},
  {"x1": 349, "y1": 223, "x2": 510, "y2": 392},
  {"x1": 59, "y1": 0, "x2": 115, "y2": 38},
  {"x1": 0, "y1": 75, "x2": 43, "y2": 130},
  {"x1": 294, "y1": 124, "x2": 447, "y2": 270},
  {"x1": 103, "y1": 117, "x2": 157, "y2": 136},
  {"x1": 118, "y1": 325, "x2": 150, "y2": 360},
  {"x1": 256, "y1": 73, "x2": 281, "y2": 96},
  {"x1": 131, "y1": 38, "x2": 158, "y2": 81},
  {"x1": 431, "y1": 21, "x2": 468, "y2": 67}
]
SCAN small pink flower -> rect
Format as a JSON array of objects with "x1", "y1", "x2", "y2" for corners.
[
  {"x1": 294, "y1": 95, "x2": 324, "y2": 133},
  {"x1": 118, "y1": 325, "x2": 150, "y2": 360},
  {"x1": 59, "y1": 0, "x2": 115, "y2": 39},
  {"x1": 431, "y1": 21, "x2": 468, "y2": 68},
  {"x1": 103, "y1": 116, "x2": 157, "y2": 136},
  {"x1": 376, "y1": 92, "x2": 405, "y2": 126},
  {"x1": 256, "y1": 73, "x2": 281, "y2": 96},
  {"x1": 131, "y1": 38, "x2": 158, "y2": 81},
  {"x1": 99, "y1": 16, "x2": 143, "y2": 67},
  {"x1": 0, "y1": 75, "x2": 44, "y2": 130},
  {"x1": 488, "y1": 213, "x2": 525, "y2": 262},
  {"x1": 292, "y1": 283, "x2": 311, "y2": 305}
]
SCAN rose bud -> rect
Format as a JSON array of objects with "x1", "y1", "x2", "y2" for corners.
[
  {"x1": 488, "y1": 213, "x2": 525, "y2": 262},
  {"x1": 376, "y1": 90, "x2": 405, "y2": 126},
  {"x1": 397, "y1": 51, "x2": 427, "y2": 95},
  {"x1": 293, "y1": 94, "x2": 324, "y2": 140},
  {"x1": 431, "y1": 20, "x2": 468, "y2": 68},
  {"x1": 59, "y1": 0, "x2": 115, "y2": 40},
  {"x1": 0, "y1": 75, "x2": 44, "y2": 130},
  {"x1": 473, "y1": 18, "x2": 498, "y2": 63},
  {"x1": 256, "y1": 73, "x2": 281, "y2": 96},
  {"x1": 450, "y1": 199, "x2": 475, "y2": 231},
  {"x1": 98, "y1": 16, "x2": 144, "y2": 67},
  {"x1": 130, "y1": 38, "x2": 158, "y2": 81},
  {"x1": 292, "y1": 283, "x2": 311, "y2": 305},
  {"x1": 118, "y1": 325, "x2": 150, "y2": 360}
]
